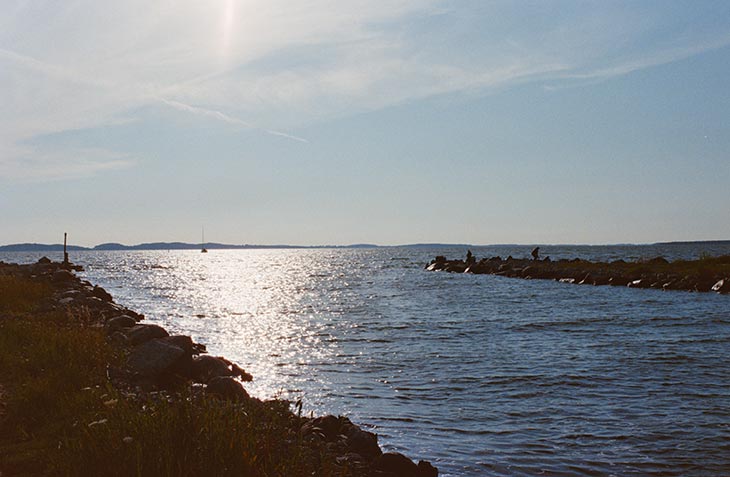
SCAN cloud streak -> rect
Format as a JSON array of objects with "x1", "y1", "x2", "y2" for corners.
[
  {"x1": 158, "y1": 98, "x2": 309, "y2": 143},
  {"x1": 2, "y1": 0, "x2": 729, "y2": 180}
]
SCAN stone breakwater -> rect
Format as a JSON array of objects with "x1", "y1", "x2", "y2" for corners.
[
  {"x1": 426, "y1": 253, "x2": 730, "y2": 294},
  {"x1": 1, "y1": 258, "x2": 438, "y2": 477}
]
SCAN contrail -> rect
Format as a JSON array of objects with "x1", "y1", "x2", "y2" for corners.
[{"x1": 158, "y1": 98, "x2": 309, "y2": 143}]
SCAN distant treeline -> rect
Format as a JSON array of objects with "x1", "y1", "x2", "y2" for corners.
[
  {"x1": 0, "y1": 242, "x2": 381, "y2": 252},
  {"x1": 1, "y1": 240, "x2": 728, "y2": 252}
]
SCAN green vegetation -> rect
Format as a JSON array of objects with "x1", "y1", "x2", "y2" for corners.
[{"x1": 0, "y1": 275, "x2": 348, "y2": 476}]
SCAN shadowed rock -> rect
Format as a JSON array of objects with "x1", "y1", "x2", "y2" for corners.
[
  {"x1": 206, "y1": 376, "x2": 249, "y2": 401},
  {"x1": 191, "y1": 355, "x2": 252, "y2": 384},
  {"x1": 125, "y1": 324, "x2": 169, "y2": 345},
  {"x1": 106, "y1": 315, "x2": 137, "y2": 333},
  {"x1": 127, "y1": 339, "x2": 186, "y2": 377}
]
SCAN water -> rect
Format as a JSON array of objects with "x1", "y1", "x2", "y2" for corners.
[{"x1": 3, "y1": 243, "x2": 730, "y2": 476}]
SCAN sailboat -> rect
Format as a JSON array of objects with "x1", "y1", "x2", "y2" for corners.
[{"x1": 201, "y1": 226, "x2": 208, "y2": 253}]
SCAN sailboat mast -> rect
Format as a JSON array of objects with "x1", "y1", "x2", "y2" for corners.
[{"x1": 201, "y1": 226, "x2": 208, "y2": 253}]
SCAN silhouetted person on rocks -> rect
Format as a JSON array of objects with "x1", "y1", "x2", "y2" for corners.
[
  {"x1": 531, "y1": 247, "x2": 540, "y2": 260},
  {"x1": 466, "y1": 250, "x2": 475, "y2": 265}
]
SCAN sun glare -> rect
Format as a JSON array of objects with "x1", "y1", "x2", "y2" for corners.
[{"x1": 220, "y1": 0, "x2": 236, "y2": 61}]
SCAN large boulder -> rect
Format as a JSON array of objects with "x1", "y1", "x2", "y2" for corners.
[
  {"x1": 106, "y1": 315, "x2": 137, "y2": 333},
  {"x1": 125, "y1": 324, "x2": 169, "y2": 345},
  {"x1": 126, "y1": 339, "x2": 186, "y2": 377}
]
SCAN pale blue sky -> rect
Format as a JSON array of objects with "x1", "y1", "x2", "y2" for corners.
[{"x1": 2, "y1": 1, "x2": 729, "y2": 246}]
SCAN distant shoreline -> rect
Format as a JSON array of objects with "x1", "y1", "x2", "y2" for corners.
[{"x1": 2, "y1": 239, "x2": 729, "y2": 253}]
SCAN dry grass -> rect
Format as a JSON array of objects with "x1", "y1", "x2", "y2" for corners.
[{"x1": 0, "y1": 274, "x2": 352, "y2": 477}]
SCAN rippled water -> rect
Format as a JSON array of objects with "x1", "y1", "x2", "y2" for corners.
[{"x1": 4, "y1": 243, "x2": 730, "y2": 476}]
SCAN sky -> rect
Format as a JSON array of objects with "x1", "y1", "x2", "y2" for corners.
[{"x1": 1, "y1": 0, "x2": 729, "y2": 246}]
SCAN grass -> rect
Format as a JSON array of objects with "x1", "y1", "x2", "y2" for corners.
[
  {"x1": 0, "y1": 276, "x2": 51, "y2": 313},
  {"x1": 0, "y1": 274, "x2": 353, "y2": 477}
]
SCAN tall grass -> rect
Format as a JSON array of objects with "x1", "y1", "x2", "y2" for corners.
[
  {"x1": 0, "y1": 275, "x2": 354, "y2": 476},
  {"x1": 56, "y1": 395, "x2": 347, "y2": 477},
  {"x1": 0, "y1": 275, "x2": 51, "y2": 313}
]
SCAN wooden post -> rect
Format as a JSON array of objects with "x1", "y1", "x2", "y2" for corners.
[{"x1": 63, "y1": 232, "x2": 69, "y2": 265}]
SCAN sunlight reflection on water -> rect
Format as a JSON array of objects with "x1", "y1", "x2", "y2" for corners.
[{"x1": 3, "y1": 244, "x2": 730, "y2": 476}]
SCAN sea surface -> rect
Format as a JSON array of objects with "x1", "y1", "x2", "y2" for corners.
[{"x1": 4, "y1": 243, "x2": 730, "y2": 476}]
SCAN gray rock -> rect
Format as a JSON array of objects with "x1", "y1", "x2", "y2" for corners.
[{"x1": 127, "y1": 339, "x2": 185, "y2": 377}]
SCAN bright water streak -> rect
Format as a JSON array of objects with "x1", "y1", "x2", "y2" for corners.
[{"x1": 4, "y1": 244, "x2": 730, "y2": 476}]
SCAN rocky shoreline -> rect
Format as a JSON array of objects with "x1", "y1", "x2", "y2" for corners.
[
  {"x1": 0, "y1": 258, "x2": 438, "y2": 477},
  {"x1": 426, "y1": 252, "x2": 730, "y2": 294}
]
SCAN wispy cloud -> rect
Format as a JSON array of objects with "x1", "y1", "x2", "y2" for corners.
[
  {"x1": 0, "y1": 145, "x2": 133, "y2": 182},
  {"x1": 158, "y1": 98, "x2": 308, "y2": 143},
  {"x1": 2, "y1": 0, "x2": 729, "y2": 180}
]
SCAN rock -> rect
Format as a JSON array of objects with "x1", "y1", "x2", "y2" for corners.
[
  {"x1": 373, "y1": 452, "x2": 419, "y2": 476},
  {"x1": 311, "y1": 415, "x2": 341, "y2": 441},
  {"x1": 191, "y1": 355, "x2": 235, "y2": 383},
  {"x1": 157, "y1": 336, "x2": 195, "y2": 376},
  {"x1": 127, "y1": 339, "x2": 185, "y2": 377},
  {"x1": 521, "y1": 266, "x2": 534, "y2": 278},
  {"x1": 444, "y1": 262, "x2": 466, "y2": 273},
  {"x1": 161, "y1": 335, "x2": 195, "y2": 355},
  {"x1": 712, "y1": 279, "x2": 730, "y2": 293},
  {"x1": 418, "y1": 460, "x2": 439, "y2": 477},
  {"x1": 345, "y1": 426, "x2": 381, "y2": 460},
  {"x1": 189, "y1": 355, "x2": 252, "y2": 383},
  {"x1": 52, "y1": 269, "x2": 75, "y2": 283},
  {"x1": 109, "y1": 331, "x2": 130, "y2": 346},
  {"x1": 336, "y1": 453, "x2": 367, "y2": 466},
  {"x1": 106, "y1": 315, "x2": 137, "y2": 332},
  {"x1": 37, "y1": 256, "x2": 52, "y2": 264},
  {"x1": 608, "y1": 276, "x2": 629, "y2": 286},
  {"x1": 206, "y1": 376, "x2": 249, "y2": 401},
  {"x1": 58, "y1": 297, "x2": 75, "y2": 305},
  {"x1": 92, "y1": 286, "x2": 114, "y2": 302},
  {"x1": 125, "y1": 324, "x2": 169, "y2": 345}
]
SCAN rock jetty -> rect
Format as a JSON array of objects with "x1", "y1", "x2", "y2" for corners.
[
  {"x1": 0, "y1": 258, "x2": 438, "y2": 477},
  {"x1": 426, "y1": 252, "x2": 730, "y2": 294}
]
